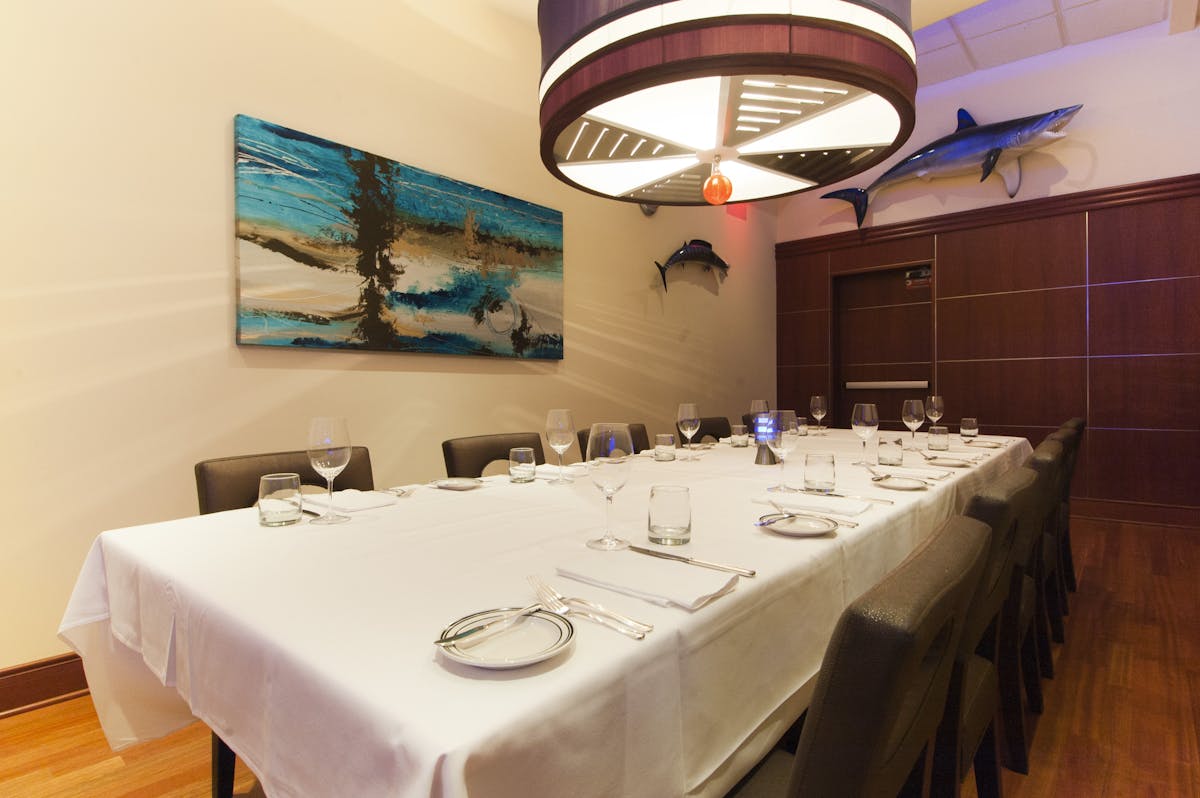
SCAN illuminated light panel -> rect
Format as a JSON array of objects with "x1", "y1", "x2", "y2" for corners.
[
  {"x1": 741, "y1": 92, "x2": 824, "y2": 105},
  {"x1": 738, "y1": 94, "x2": 900, "y2": 154},
  {"x1": 736, "y1": 125, "x2": 761, "y2": 132},
  {"x1": 737, "y1": 115, "x2": 780, "y2": 124},
  {"x1": 560, "y1": 155, "x2": 700, "y2": 196},
  {"x1": 564, "y1": 121, "x2": 589, "y2": 161},
  {"x1": 743, "y1": 78, "x2": 849, "y2": 95},
  {"x1": 587, "y1": 76, "x2": 723, "y2": 152},
  {"x1": 741, "y1": 104, "x2": 804, "y2": 115},
  {"x1": 586, "y1": 127, "x2": 609, "y2": 159},
  {"x1": 720, "y1": 159, "x2": 815, "y2": 202}
]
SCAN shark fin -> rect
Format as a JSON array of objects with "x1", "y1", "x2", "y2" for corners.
[
  {"x1": 996, "y1": 158, "x2": 1023, "y2": 198},
  {"x1": 821, "y1": 187, "x2": 869, "y2": 228},
  {"x1": 956, "y1": 109, "x2": 978, "y2": 131},
  {"x1": 655, "y1": 262, "x2": 669, "y2": 291},
  {"x1": 981, "y1": 148, "x2": 1003, "y2": 182}
]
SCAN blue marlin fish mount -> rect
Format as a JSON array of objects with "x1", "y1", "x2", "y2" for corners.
[
  {"x1": 655, "y1": 240, "x2": 729, "y2": 291},
  {"x1": 823, "y1": 104, "x2": 1083, "y2": 228}
]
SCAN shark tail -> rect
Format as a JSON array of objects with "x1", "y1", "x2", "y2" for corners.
[
  {"x1": 654, "y1": 261, "x2": 669, "y2": 291},
  {"x1": 821, "y1": 187, "x2": 869, "y2": 228}
]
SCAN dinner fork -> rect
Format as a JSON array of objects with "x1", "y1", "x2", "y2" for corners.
[
  {"x1": 526, "y1": 577, "x2": 647, "y2": 639},
  {"x1": 529, "y1": 576, "x2": 653, "y2": 632},
  {"x1": 864, "y1": 464, "x2": 936, "y2": 487}
]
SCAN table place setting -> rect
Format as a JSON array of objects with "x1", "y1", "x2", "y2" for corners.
[
  {"x1": 434, "y1": 606, "x2": 576, "y2": 670},
  {"x1": 556, "y1": 549, "x2": 742, "y2": 610},
  {"x1": 534, "y1": 462, "x2": 587, "y2": 480},
  {"x1": 300, "y1": 487, "x2": 398, "y2": 513}
]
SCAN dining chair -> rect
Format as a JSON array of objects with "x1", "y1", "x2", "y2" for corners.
[
  {"x1": 1048, "y1": 423, "x2": 1084, "y2": 593},
  {"x1": 729, "y1": 514, "x2": 991, "y2": 798},
  {"x1": 193, "y1": 447, "x2": 376, "y2": 798},
  {"x1": 934, "y1": 466, "x2": 1039, "y2": 791},
  {"x1": 576, "y1": 423, "x2": 650, "y2": 457},
  {"x1": 1027, "y1": 439, "x2": 1067, "y2": 672},
  {"x1": 679, "y1": 416, "x2": 732, "y2": 444},
  {"x1": 441, "y1": 432, "x2": 545, "y2": 478}
]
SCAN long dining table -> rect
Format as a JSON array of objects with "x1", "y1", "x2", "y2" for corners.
[{"x1": 59, "y1": 429, "x2": 1031, "y2": 798}]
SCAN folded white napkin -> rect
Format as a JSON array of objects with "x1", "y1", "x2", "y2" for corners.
[
  {"x1": 753, "y1": 494, "x2": 871, "y2": 517},
  {"x1": 874, "y1": 466, "x2": 951, "y2": 480},
  {"x1": 302, "y1": 489, "x2": 396, "y2": 512},
  {"x1": 535, "y1": 462, "x2": 588, "y2": 478},
  {"x1": 557, "y1": 552, "x2": 738, "y2": 611}
]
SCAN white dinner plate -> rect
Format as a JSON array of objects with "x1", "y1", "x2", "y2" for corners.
[
  {"x1": 435, "y1": 477, "x2": 484, "y2": 491},
  {"x1": 923, "y1": 457, "x2": 972, "y2": 468},
  {"x1": 758, "y1": 513, "x2": 838, "y2": 537},
  {"x1": 438, "y1": 608, "x2": 574, "y2": 669},
  {"x1": 965, "y1": 440, "x2": 1004, "y2": 448},
  {"x1": 874, "y1": 476, "x2": 928, "y2": 491}
]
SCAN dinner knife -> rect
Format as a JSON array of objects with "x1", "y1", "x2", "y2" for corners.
[
  {"x1": 434, "y1": 603, "x2": 541, "y2": 647},
  {"x1": 628, "y1": 545, "x2": 756, "y2": 578},
  {"x1": 799, "y1": 488, "x2": 893, "y2": 505}
]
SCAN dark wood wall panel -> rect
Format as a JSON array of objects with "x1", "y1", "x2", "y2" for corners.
[
  {"x1": 1089, "y1": 355, "x2": 1200, "y2": 430},
  {"x1": 838, "y1": 304, "x2": 931, "y2": 365},
  {"x1": 1089, "y1": 278, "x2": 1200, "y2": 356},
  {"x1": 1089, "y1": 195, "x2": 1200, "y2": 283},
  {"x1": 777, "y1": 251, "x2": 829, "y2": 313},
  {"x1": 777, "y1": 310, "x2": 829, "y2": 366},
  {"x1": 828, "y1": 235, "x2": 933, "y2": 273},
  {"x1": 1082, "y1": 430, "x2": 1200, "y2": 506},
  {"x1": 937, "y1": 358, "x2": 1087, "y2": 429},
  {"x1": 836, "y1": 266, "x2": 931, "y2": 308},
  {"x1": 936, "y1": 213, "x2": 1086, "y2": 297},
  {"x1": 937, "y1": 288, "x2": 1086, "y2": 360},
  {"x1": 778, "y1": 365, "x2": 829, "y2": 416}
]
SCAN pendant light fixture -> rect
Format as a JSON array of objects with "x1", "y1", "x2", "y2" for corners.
[{"x1": 538, "y1": 1, "x2": 917, "y2": 206}]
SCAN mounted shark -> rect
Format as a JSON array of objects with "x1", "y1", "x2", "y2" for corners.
[{"x1": 823, "y1": 104, "x2": 1083, "y2": 228}]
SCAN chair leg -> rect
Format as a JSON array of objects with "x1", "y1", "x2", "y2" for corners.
[
  {"x1": 1033, "y1": 584, "x2": 1054, "y2": 679},
  {"x1": 972, "y1": 720, "x2": 1004, "y2": 798},
  {"x1": 1044, "y1": 570, "x2": 1066, "y2": 644},
  {"x1": 1060, "y1": 502, "x2": 1077, "y2": 592},
  {"x1": 1020, "y1": 632, "x2": 1044, "y2": 715},
  {"x1": 212, "y1": 732, "x2": 235, "y2": 798}
]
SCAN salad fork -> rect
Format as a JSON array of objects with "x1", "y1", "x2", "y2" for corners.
[
  {"x1": 532, "y1": 577, "x2": 654, "y2": 632},
  {"x1": 526, "y1": 576, "x2": 648, "y2": 639}
]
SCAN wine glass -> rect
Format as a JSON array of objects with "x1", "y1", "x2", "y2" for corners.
[
  {"x1": 766, "y1": 410, "x2": 801, "y2": 492},
  {"x1": 926, "y1": 395, "x2": 945, "y2": 427},
  {"x1": 901, "y1": 399, "x2": 925, "y2": 450},
  {"x1": 676, "y1": 403, "x2": 701, "y2": 461},
  {"x1": 307, "y1": 417, "x2": 352, "y2": 525},
  {"x1": 585, "y1": 423, "x2": 634, "y2": 551},
  {"x1": 544, "y1": 409, "x2": 576, "y2": 485},
  {"x1": 809, "y1": 395, "x2": 828, "y2": 434},
  {"x1": 850, "y1": 403, "x2": 879, "y2": 465}
]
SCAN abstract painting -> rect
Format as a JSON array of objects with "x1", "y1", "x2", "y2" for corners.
[{"x1": 234, "y1": 115, "x2": 564, "y2": 359}]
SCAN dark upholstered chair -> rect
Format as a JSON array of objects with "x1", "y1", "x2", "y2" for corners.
[
  {"x1": 934, "y1": 466, "x2": 1040, "y2": 792},
  {"x1": 678, "y1": 416, "x2": 732, "y2": 444},
  {"x1": 731, "y1": 515, "x2": 990, "y2": 798},
  {"x1": 195, "y1": 447, "x2": 375, "y2": 515},
  {"x1": 1048, "y1": 423, "x2": 1084, "y2": 592},
  {"x1": 576, "y1": 423, "x2": 650, "y2": 457},
  {"x1": 441, "y1": 432, "x2": 544, "y2": 478},
  {"x1": 194, "y1": 448, "x2": 376, "y2": 798},
  {"x1": 1027, "y1": 439, "x2": 1067, "y2": 673}
]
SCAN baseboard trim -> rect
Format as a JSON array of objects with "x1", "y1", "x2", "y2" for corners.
[
  {"x1": 0, "y1": 653, "x2": 88, "y2": 719},
  {"x1": 1073, "y1": 498, "x2": 1200, "y2": 529}
]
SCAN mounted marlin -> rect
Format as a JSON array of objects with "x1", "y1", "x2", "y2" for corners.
[{"x1": 823, "y1": 104, "x2": 1083, "y2": 227}]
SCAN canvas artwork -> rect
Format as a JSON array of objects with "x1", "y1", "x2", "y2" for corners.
[{"x1": 234, "y1": 115, "x2": 564, "y2": 359}]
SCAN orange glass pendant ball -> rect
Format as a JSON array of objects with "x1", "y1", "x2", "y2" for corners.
[{"x1": 702, "y1": 171, "x2": 733, "y2": 205}]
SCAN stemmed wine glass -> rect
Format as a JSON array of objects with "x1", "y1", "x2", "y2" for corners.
[
  {"x1": 926, "y1": 395, "x2": 945, "y2": 427},
  {"x1": 809, "y1": 395, "x2": 828, "y2": 434},
  {"x1": 901, "y1": 399, "x2": 925, "y2": 450},
  {"x1": 585, "y1": 423, "x2": 634, "y2": 551},
  {"x1": 544, "y1": 409, "x2": 576, "y2": 485},
  {"x1": 766, "y1": 410, "x2": 801, "y2": 492},
  {"x1": 851, "y1": 403, "x2": 879, "y2": 465},
  {"x1": 676, "y1": 403, "x2": 701, "y2": 461},
  {"x1": 307, "y1": 416, "x2": 352, "y2": 525}
]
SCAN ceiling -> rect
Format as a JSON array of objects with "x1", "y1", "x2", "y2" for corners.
[{"x1": 498, "y1": 0, "x2": 1199, "y2": 88}]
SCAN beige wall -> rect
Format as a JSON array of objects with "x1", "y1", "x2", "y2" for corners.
[
  {"x1": 0, "y1": 1, "x2": 777, "y2": 668},
  {"x1": 775, "y1": 21, "x2": 1200, "y2": 239}
]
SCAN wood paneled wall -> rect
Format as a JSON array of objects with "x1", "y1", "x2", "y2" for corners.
[{"x1": 776, "y1": 174, "x2": 1200, "y2": 523}]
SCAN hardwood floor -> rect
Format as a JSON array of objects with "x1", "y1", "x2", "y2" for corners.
[{"x1": 3, "y1": 518, "x2": 1197, "y2": 797}]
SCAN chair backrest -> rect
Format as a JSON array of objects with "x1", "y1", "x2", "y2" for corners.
[
  {"x1": 1027, "y1": 439, "x2": 1066, "y2": 536},
  {"x1": 441, "y1": 432, "x2": 545, "y2": 478},
  {"x1": 787, "y1": 515, "x2": 991, "y2": 797},
  {"x1": 194, "y1": 447, "x2": 375, "y2": 514},
  {"x1": 1061, "y1": 416, "x2": 1086, "y2": 432},
  {"x1": 679, "y1": 416, "x2": 732, "y2": 444},
  {"x1": 1045, "y1": 427, "x2": 1080, "y2": 499},
  {"x1": 961, "y1": 466, "x2": 1039, "y2": 654},
  {"x1": 576, "y1": 423, "x2": 650, "y2": 457}
]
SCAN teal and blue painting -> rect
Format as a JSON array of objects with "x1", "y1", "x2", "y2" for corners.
[{"x1": 235, "y1": 115, "x2": 564, "y2": 359}]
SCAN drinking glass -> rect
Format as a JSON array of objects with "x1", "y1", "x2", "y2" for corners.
[
  {"x1": 508, "y1": 447, "x2": 536, "y2": 483},
  {"x1": 809, "y1": 395, "x2": 828, "y2": 434},
  {"x1": 901, "y1": 399, "x2": 925, "y2": 449},
  {"x1": 729, "y1": 424, "x2": 749, "y2": 447},
  {"x1": 545, "y1": 408, "x2": 576, "y2": 485},
  {"x1": 928, "y1": 426, "x2": 950, "y2": 450},
  {"x1": 654, "y1": 433, "x2": 677, "y2": 461},
  {"x1": 647, "y1": 485, "x2": 691, "y2": 545},
  {"x1": 676, "y1": 403, "x2": 701, "y2": 461},
  {"x1": 257, "y1": 473, "x2": 303, "y2": 526},
  {"x1": 766, "y1": 410, "x2": 801, "y2": 492},
  {"x1": 926, "y1": 395, "x2": 945, "y2": 426},
  {"x1": 850, "y1": 403, "x2": 879, "y2": 465},
  {"x1": 960, "y1": 417, "x2": 979, "y2": 439},
  {"x1": 803, "y1": 452, "x2": 836, "y2": 493},
  {"x1": 307, "y1": 417, "x2": 351, "y2": 525},
  {"x1": 877, "y1": 436, "x2": 904, "y2": 466},
  {"x1": 586, "y1": 423, "x2": 634, "y2": 551}
]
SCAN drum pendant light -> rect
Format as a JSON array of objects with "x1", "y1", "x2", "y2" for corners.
[{"x1": 538, "y1": 1, "x2": 917, "y2": 206}]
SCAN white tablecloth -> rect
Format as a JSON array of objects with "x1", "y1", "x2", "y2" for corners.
[{"x1": 59, "y1": 431, "x2": 1030, "y2": 798}]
